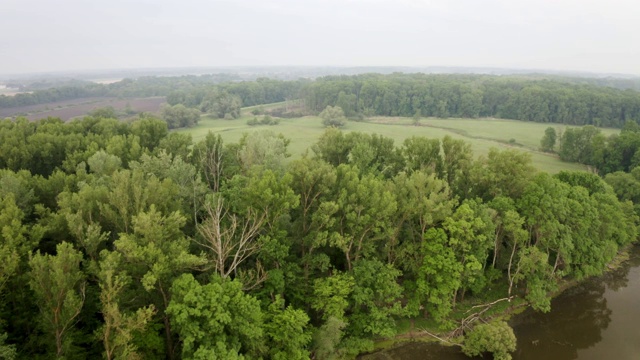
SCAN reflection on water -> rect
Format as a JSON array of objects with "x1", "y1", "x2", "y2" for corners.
[
  {"x1": 513, "y1": 247, "x2": 640, "y2": 360},
  {"x1": 362, "y1": 246, "x2": 640, "y2": 360},
  {"x1": 511, "y1": 280, "x2": 612, "y2": 359}
]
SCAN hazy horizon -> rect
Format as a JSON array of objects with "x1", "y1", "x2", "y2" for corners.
[{"x1": 2, "y1": 0, "x2": 639, "y2": 76}]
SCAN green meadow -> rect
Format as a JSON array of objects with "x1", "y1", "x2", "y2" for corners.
[{"x1": 177, "y1": 104, "x2": 618, "y2": 174}]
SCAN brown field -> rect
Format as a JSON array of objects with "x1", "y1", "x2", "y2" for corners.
[{"x1": 0, "y1": 97, "x2": 166, "y2": 121}]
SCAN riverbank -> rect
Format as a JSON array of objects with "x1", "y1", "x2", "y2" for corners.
[{"x1": 360, "y1": 244, "x2": 636, "y2": 359}]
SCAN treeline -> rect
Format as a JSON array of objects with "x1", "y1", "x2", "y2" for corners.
[
  {"x1": 0, "y1": 84, "x2": 107, "y2": 108},
  {"x1": 546, "y1": 123, "x2": 640, "y2": 215},
  {"x1": 166, "y1": 78, "x2": 308, "y2": 113},
  {"x1": 0, "y1": 115, "x2": 636, "y2": 359},
  {"x1": 0, "y1": 74, "x2": 249, "y2": 109},
  {"x1": 303, "y1": 74, "x2": 640, "y2": 127},
  {"x1": 7, "y1": 73, "x2": 640, "y2": 130},
  {"x1": 553, "y1": 122, "x2": 640, "y2": 176}
]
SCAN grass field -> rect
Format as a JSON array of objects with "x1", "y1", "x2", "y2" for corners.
[{"x1": 177, "y1": 103, "x2": 619, "y2": 174}]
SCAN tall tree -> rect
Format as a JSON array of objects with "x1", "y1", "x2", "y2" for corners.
[
  {"x1": 113, "y1": 207, "x2": 205, "y2": 360},
  {"x1": 540, "y1": 127, "x2": 557, "y2": 152},
  {"x1": 414, "y1": 228, "x2": 462, "y2": 323},
  {"x1": 444, "y1": 201, "x2": 495, "y2": 300},
  {"x1": 29, "y1": 242, "x2": 86, "y2": 358},
  {"x1": 97, "y1": 251, "x2": 155, "y2": 360},
  {"x1": 331, "y1": 165, "x2": 397, "y2": 270}
]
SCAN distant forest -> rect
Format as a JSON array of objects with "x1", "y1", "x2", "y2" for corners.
[{"x1": 3, "y1": 73, "x2": 640, "y2": 128}]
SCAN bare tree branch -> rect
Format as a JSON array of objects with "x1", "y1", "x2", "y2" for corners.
[{"x1": 194, "y1": 196, "x2": 267, "y2": 287}]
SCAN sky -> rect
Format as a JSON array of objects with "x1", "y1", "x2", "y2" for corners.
[{"x1": 1, "y1": 0, "x2": 639, "y2": 75}]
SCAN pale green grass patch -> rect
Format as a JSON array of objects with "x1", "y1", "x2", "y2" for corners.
[{"x1": 178, "y1": 113, "x2": 615, "y2": 174}]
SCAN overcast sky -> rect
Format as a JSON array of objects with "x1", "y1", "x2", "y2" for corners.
[{"x1": 1, "y1": 0, "x2": 638, "y2": 75}]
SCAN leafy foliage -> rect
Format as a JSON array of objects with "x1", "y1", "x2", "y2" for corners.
[
  {"x1": 160, "y1": 104, "x2": 201, "y2": 129},
  {"x1": 319, "y1": 106, "x2": 347, "y2": 128},
  {"x1": 167, "y1": 274, "x2": 263, "y2": 359},
  {"x1": 462, "y1": 321, "x2": 517, "y2": 360},
  {"x1": 0, "y1": 112, "x2": 635, "y2": 359}
]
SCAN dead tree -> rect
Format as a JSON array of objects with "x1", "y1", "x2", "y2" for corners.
[{"x1": 195, "y1": 197, "x2": 268, "y2": 288}]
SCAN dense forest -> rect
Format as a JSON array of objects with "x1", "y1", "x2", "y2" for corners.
[
  {"x1": 4, "y1": 73, "x2": 640, "y2": 129},
  {"x1": 0, "y1": 75, "x2": 300, "y2": 109},
  {"x1": 0, "y1": 112, "x2": 637, "y2": 359},
  {"x1": 301, "y1": 74, "x2": 640, "y2": 127}
]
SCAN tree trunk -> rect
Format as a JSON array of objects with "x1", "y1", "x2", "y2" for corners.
[
  {"x1": 492, "y1": 226, "x2": 502, "y2": 267},
  {"x1": 159, "y1": 285, "x2": 175, "y2": 360},
  {"x1": 552, "y1": 253, "x2": 561, "y2": 275},
  {"x1": 56, "y1": 329, "x2": 63, "y2": 358},
  {"x1": 507, "y1": 241, "x2": 518, "y2": 297},
  {"x1": 164, "y1": 315, "x2": 175, "y2": 360}
]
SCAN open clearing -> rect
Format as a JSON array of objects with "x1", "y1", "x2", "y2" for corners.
[
  {"x1": 178, "y1": 104, "x2": 612, "y2": 173},
  {"x1": 1, "y1": 96, "x2": 166, "y2": 121}
]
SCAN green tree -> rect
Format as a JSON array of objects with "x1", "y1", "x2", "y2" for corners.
[
  {"x1": 312, "y1": 316, "x2": 345, "y2": 360},
  {"x1": 512, "y1": 247, "x2": 557, "y2": 312},
  {"x1": 540, "y1": 127, "x2": 557, "y2": 152},
  {"x1": 160, "y1": 104, "x2": 201, "y2": 129},
  {"x1": 401, "y1": 137, "x2": 442, "y2": 174},
  {"x1": 392, "y1": 171, "x2": 455, "y2": 270},
  {"x1": 558, "y1": 125, "x2": 604, "y2": 165},
  {"x1": 0, "y1": 193, "x2": 39, "y2": 294},
  {"x1": 441, "y1": 136, "x2": 473, "y2": 196},
  {"x1": 311, "y1": 272, "x2": 355, "y2": 321},
  {"x1": 414, "y1": 228, "x2": 462, "y2": 323},
  {"x1": 167, "y1": 274, "x2": 264, "y2": 359},
  {"x1": 190, "y1": 132, "x2": 227, "y2": 192},
  {"x1": 157, "y1": 132, "x2": 193, "y2": 160},
  {"x1": 237, "y1": 131, "x2": 290, "y2": 173},
  {"x1": 287, "y1": 158, "x2": 339, "y2": 301},
  {"x1": 130, "y1": 116, "x2": 168, "y2": 153},
  {"x1": 331, "y1": 165, "x2": 397, "y2": 270},
  {"x1": 0, "y1": 333, "x2": 15, "y2": 360},
  {"x1": 263, "y1": 297, "x2": 311, "y2": 360},
  {"x1": 29, "y1": 242, "x2": 86, "y2": 358},
  {"x1": 113, "y1": 207, "x2": 205, "y2": 360},
  {"x1": 312, "y1": 128, "x2": 352, "y2": 166},
  {"x1": 444, "y1": 201, "x2": 495, "y2": 301},
  {"x1": 97, "y1": 251, "x2": 156, "y2": 360},
  {"x1": 200, "y1": 90, "x2": 242, "y2": 119},
  {"x1": 319, "y1": 106, "x2": 347, "y2": 128},
  {"x1": 462, "y1": 321, "x2": 517, "y2": 360},
  {"x1": 0, "y1": 193, "x2": 38, "y2": 358},
  {"x1": 412, "y1": 109, "x2": 421, "y2": 125},
  {"x1": 349, "y1": 260, "x2": 405, "y2": 340},
  {"x1": 471, "y1": 148, "x2": 535, "y2": 201},
  {"x1": 90, "y1": 106, "x2": 118, "y2": 119}
]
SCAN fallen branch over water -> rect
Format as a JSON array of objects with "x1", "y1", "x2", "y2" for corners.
[
  {"x1": 452, "y1": 296, "x2": 516, "y2": 338},
  {"x1": 419, "y1": 329, "x2": 462, "y2": 346},
  {"x1": 465, "y1": 296, "x2": 516, "y2": 313}
]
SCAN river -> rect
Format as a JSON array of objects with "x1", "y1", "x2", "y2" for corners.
[{"x1": 362, "y1": 245, "x2": 640, "y2": 360}]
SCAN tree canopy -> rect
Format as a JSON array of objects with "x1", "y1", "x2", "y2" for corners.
[{"x1": 0, "y1": 114, "x2": 635, "y2": 360}]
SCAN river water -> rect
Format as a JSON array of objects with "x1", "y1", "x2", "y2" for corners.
[{"x1": 362, "y1": 245, "x2": 640, "y2": 360}]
